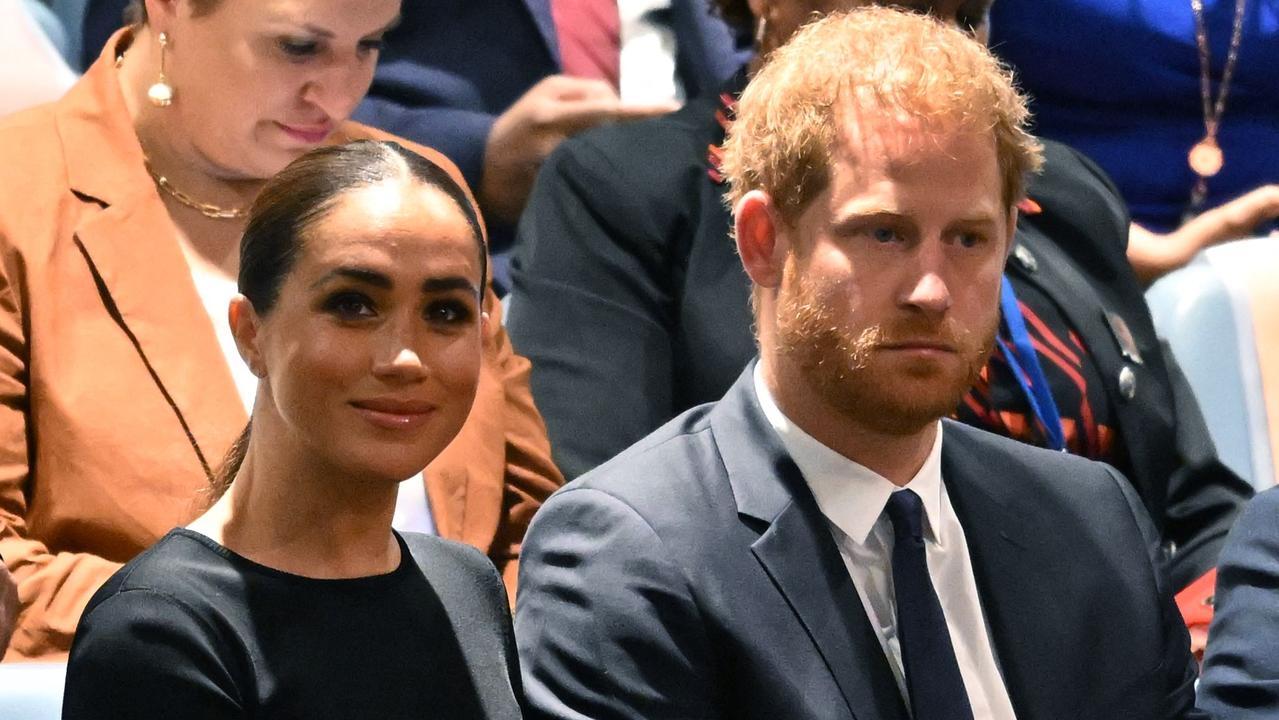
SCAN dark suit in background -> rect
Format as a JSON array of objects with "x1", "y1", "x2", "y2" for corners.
[
  {"x1": 352, "y1": 0, "x2": 747, "y2": 250},
  {"x1": 1198, "y1": 487, "x2": 1279, "y2": 718},
  {"x1": 506, "y1": 81, "x2": 1251, "y2": 590},
  {"x1": 515, "y1": 368, "x2": 1203, "y2": 720}
]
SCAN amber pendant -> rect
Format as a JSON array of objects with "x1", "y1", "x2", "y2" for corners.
[{"x1": 1188, "y1": 137, "x2": 1223, "y2": 178}]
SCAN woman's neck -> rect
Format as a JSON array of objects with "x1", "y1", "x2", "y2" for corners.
[
  {"x1": 189, "y1": 434, "x2": 402, "y2": 579},
  {"x1": 116, "y1": 27, "x2": 265, "y2": 229}
]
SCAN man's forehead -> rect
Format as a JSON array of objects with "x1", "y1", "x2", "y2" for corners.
[{"x1": 832, "y1": 104, "x2": 990, "y2": 166}]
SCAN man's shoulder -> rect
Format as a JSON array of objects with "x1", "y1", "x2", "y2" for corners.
[
  {"x1": 565, "y1": 400, "x2": 725, "y2": 508},
  {"x1": 942, "y1": 420, "x2": 1143, "y2": 521}
]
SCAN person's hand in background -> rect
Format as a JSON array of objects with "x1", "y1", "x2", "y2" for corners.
[
  {"x1": 1129, "y1": 184, "x2": 1279, "y2": 284},
  {"x1": 479, "y1": 75, "x2": 677, "y2": 224}
]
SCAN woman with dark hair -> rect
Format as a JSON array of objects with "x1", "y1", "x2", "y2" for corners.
[
  {"x1": 62, "y1": 140, "x2": 522, "y2": 720},
  {"x1": 0, "y1": 0, "x2": 561, "y2": 660}
]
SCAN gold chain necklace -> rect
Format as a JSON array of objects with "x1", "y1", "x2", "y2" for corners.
[
  {"x1": 1187, "y1": 0, "x2": 1248, "y2": 213},
  {"x1": 143, "y1": 157, "x2": 249, "y2": 220},
  {"x1": 116, "y1": 44, "x2": 248, "y2": 220}
]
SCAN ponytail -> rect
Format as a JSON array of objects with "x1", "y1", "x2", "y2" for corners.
[{"x1": 204, "y1": 421, "x2": 251, "y2": 507}]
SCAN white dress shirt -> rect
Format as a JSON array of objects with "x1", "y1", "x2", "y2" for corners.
[
  {"x1": 754, "y1": 366, "x2": 1017, "y2": 719},
  {"x1": 181, "y1": 251, "x2": 436, "y2": 534},
  {"x1": 618, "y1": 0, "x2": 683, "y2": 104}
]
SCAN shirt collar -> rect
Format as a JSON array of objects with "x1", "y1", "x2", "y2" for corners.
[{"x1": 753, "y1": 364, "x2": 946, "y2": 548}]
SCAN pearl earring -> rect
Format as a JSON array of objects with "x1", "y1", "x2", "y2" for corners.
[{"x1": 148, "y1": 32, "x2": 175, "y2": 107}]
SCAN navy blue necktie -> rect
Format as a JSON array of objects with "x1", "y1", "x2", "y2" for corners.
[{"x1": 885, "y1": 489, "x2": 974, "y2": 720}]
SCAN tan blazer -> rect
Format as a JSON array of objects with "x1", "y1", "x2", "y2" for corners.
[{"x1": 0, "y1": 35, "x2": 563, "y2": 660}]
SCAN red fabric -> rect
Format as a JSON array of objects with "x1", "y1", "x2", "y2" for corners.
[
  {"x1": 1175, "y1": 568, "x2": 1217, "y2": 628},
  {"x1": 551, "y1": 0, "x2": 621, "y2": 90}
]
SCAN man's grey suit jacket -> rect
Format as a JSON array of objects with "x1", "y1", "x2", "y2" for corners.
[{"x1": 515, "y1": 365, "x2": 1203, "y2": 720}]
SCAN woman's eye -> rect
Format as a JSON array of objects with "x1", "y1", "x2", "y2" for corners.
[
  {"x1": 425, "y1": 300, "x2": 473, "y2": 326},
  {"x1": 278, "y1": 38, "x2": 320, "y2": 58},
  {"x1": 323, "y1": 292, "x2": 376, "y2": 320}
]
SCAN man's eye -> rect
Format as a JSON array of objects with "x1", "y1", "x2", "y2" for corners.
[
  {"x1": 871, "y1": 227, "x2": 900, "y2": 243},
  {"x1": 957, "y1": 232, "x2": 986, "y2": 248}
]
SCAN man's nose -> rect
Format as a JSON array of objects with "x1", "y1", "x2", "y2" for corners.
[{"x1": 904, "y1": 271, "x2": 953, "y2": 316}]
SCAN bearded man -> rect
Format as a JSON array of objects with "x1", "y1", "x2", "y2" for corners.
[{"x1": 514, "y1": 8, "x2": 1203, "y2": 720}]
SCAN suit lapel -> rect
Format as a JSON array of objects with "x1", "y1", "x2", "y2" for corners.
[
  {"x1": 56, "y1": 35, "x2": 246, "y2": 478},
  {"x1": 520, "y1": 0, "x2": 561, "y2": 68},
  {"x1": 941, "y1": 423, "x2": 1081, "y2": 720},
  {"x1": 713, "y1": 368, "x2": 907, "y2": 720}
]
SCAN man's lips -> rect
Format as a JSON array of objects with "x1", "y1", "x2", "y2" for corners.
[
  {"x1": 277, "y1": 122, "x2": 333, "y2": 144},
  {"x1": 350, "y1": 398, "x2": 436, "y2": 430},
  {"x1": 877, "y1": 340, "x2": 957, "y2": 354}
]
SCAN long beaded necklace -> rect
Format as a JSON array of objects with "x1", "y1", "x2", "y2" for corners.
[{"x1": 1186, "y1": 0, "x2": 1248, "y2": 216}]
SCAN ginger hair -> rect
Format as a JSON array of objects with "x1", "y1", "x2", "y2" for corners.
[{"x1": 720, "y1": 6, "x2": 1043, "y2": 222}]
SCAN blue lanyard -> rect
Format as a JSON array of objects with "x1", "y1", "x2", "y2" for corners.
[{"x1": 997, "y1": 275, "x2": 1066, "y2": 451}]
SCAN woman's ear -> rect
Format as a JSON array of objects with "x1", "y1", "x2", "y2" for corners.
[
  {"x1": 228, "y1": 295, "x2": 265, "y2": 378},
  {"x1": 734, "y1": 189, "x2": 789, "y2": 290},
  {"x1": 144, "y1": 0, "x2": 180, "y2": 26}
]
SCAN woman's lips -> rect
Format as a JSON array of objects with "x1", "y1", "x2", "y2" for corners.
[
  {"x1": 350, "y1": 399, "x2": 436, "y2": 431},
  {"x1": 277, "y1": 122, "x2": 333, "y2": 144}
]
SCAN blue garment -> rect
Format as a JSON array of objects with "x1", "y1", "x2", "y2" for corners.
[
  {"x1": 990, "y1": 0, "x2": 1279, "y2": 231},
  {"x1": 354, "y1": 0, "x2": 749, "y2": 208},
  {"x1": 1199, "y1": 486, "x2": 1279, "y2": 718}
]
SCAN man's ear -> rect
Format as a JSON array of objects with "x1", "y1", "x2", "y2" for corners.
[
  {"x1": 228, "y1": 295, "x2": 265, "y2": 378},
  {"x1": 735, "y1": 190, "x2": 790, "y2": 290}
]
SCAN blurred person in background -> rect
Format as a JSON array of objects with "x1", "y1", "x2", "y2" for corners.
[
  {"x1": 0, "y1": 0, "x2": 561, "y2": 661},
  {"x1": 1199, "y1": 485, "x2": 1279, "y2": 717},
  {"x1": 989, "y1": 0, "x2": 1279, "y2": 283},
  {"x1": 0, "y1": 561, "x2": 16, "y2": 654},
  {"x1": 507, "y1": 0, "x2": 1250, "y2": 608},
  {"x1": 349, "y1": 0, "x2": 749, "y2": 266},
  {"x1": 1, "y1": 0, "x2": 77, "y2": 118}
]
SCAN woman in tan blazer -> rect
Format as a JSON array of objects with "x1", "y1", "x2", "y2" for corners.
[{"x1": 0, "y1": 0, "x2": 562, "y2": 660}]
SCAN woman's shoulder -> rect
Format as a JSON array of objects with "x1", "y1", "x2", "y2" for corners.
[
  {"x1": 398, "y1": 533, "x2": 510, "y2": 616},
  {"x1": 84, "y1": 529, "x2": 237, "y2": 615},
  {"x1": 399, "y1": 533, "x2": 503, "y2": 590}
]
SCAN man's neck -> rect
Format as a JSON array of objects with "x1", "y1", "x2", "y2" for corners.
[{"x1": 762, "y1": 358, "x2": 939, "y2": 487}]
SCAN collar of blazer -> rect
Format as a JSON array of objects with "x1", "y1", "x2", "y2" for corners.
[
  {"x1": 709, "y1": 364, "x2": 1091, "y2": 719},
  {"x1": 52, "y1": 28, "x2": 247, "y2": 481}
]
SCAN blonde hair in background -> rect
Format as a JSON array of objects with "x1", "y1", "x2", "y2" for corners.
[{"x1": 720, "y1": 6, "x2": 1044, "y2": 223}]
